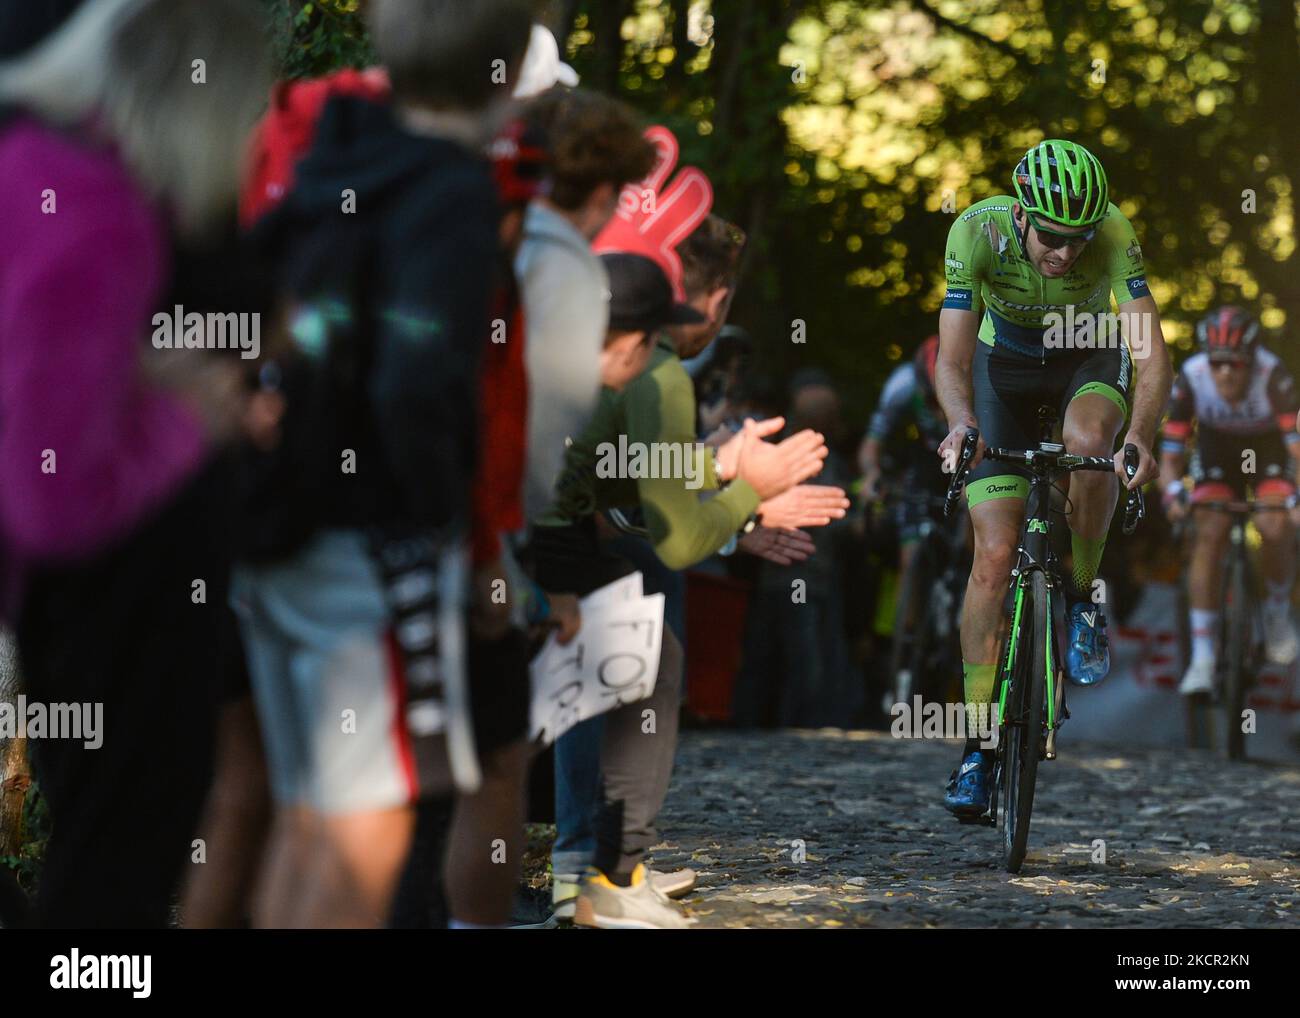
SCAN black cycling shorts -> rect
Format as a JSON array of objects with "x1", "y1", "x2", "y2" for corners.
[
  {"x1": 1190, "y1": 428, "x2": 1296, "y2": 501},
  {"x1": 968, "y1": 340, "x2": 1132, "y2": 506}
]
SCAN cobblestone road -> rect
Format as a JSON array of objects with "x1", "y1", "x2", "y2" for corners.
[{"x1": 647, "y1": 729, "x2": 1300, "y2": 928}]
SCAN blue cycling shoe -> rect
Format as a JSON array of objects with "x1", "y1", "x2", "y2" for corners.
[
  {"x1": 1066, "y1": 602, "x2": 1110, "y2": 686},
  {"x1": 943, "y1": 748, "x2": 992, "y2": 818}
]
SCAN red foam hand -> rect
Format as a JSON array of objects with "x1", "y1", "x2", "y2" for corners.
[{"x1": 593, "y1": 125, "x2": 714, "y2": 300}]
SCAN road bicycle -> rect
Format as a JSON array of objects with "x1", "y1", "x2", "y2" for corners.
[
  {"x1": 946, "y1": 414, "x2": 1144, "y2": 872},
  {"x1": 883, "y1": 492, "x2": 970, "y2": 711},
  {"x1": 1176, "y1": 495, "x2": 1297, "y2": 761}
]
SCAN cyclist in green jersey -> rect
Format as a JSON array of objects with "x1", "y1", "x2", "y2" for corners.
[{"x1": 934, "y1": 139, "x2": 1172, "y2": 817}]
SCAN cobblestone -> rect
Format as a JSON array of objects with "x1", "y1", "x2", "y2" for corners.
[{"x1": 648, "y1": 729, "x2": 1300, "y2": 928}]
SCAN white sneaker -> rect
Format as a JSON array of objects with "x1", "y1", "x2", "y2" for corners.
[
  {"x1": 552, "y1": 872, "x2": 580, "y2": 920},
  {"x1": 1263, "y1": 604, "x2": 1299, "y2": 665},
  {"x1": 573, "y1": 865, "x2": 693, "y2": 929},
  {"x1": 1179, "y1": 658, "x2": 1216, "y2": 696},
  {"x1": 649, "y1": 867, "x2": 697, "y2": 900}
]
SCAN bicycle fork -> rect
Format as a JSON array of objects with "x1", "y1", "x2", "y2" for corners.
[{"x1": 1005, "y1": 551, "x2": 1067, "y2": 760}]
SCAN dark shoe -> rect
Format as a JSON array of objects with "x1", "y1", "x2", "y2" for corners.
[
  {"x1": 943, "y1": 748, "x2": 992, "y2": 817},
  {"x1": 1066, "y1": 603, "x2": 1110, "y2": 686}
]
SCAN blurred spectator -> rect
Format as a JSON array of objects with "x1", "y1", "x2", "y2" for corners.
[
  {"x1": 517, "y1": 87, "x2": 658, "y2": 519},
  {"x1": 0, "y1": 0, "x2": 270, "y2": 927},
  {"x1": 732, "y1": 373, "x2": 864, "y2": 728},
  {"x1": 391, "y1": 117, "x2": 549, "y2": 930},
  {"x1": 0, "y1": 0, "x2": 86, "y2": 935},
  {"x1": 233, "y1": 0, "x2": 532, "y2": 928}
]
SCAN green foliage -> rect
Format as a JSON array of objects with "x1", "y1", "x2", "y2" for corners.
[
  {"x1": 262, "y1": 0, "x2": 375, "y2": 80},
  {"x1": 559, "y1": 0, "x2": 1300, "y2": 436},
  {"x1": 246, "y1": 1, "x2": 1300, "y2": 433},
  {"x1": 0, "y1": 782, "x2": 50, "y2": 895}
]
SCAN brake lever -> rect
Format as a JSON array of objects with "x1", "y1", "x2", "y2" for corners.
[
  {"x1": 1122, "y1": 443, "x2": 1144, "y2": 535},
  {"x1": 944, "y1": 427, "x2": 980, "y2": 518}
]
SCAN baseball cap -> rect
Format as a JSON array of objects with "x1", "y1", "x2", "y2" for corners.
[
  {"x1": 602, "y1": 253, "x2": 705, "y2": 333},
  {"x1": 513, "y1": 24, "x2": 580, "y2": 99}
]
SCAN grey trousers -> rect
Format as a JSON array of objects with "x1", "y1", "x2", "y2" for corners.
[{"x1": 592, "y1": 627, "x2": 683, "y2": 877}]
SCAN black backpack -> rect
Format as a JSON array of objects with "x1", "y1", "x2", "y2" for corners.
[{"x1": 238, "y1": 201, "x2": 389, "y2": 563}]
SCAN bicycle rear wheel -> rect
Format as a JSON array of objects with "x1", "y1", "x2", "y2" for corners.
[
  {"x1": 1001, "y1": 570, "x2": 1048, "y2": 873},
  {"x1": 1222, "y1": 552, "x2": 1251, "y2": 761}
]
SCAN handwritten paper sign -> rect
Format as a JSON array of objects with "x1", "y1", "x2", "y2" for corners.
[{"x1": 530, "y1": 573, "x2": 665, "y2": 745}]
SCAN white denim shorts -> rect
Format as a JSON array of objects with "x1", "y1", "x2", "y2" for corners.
[{"x1": 232, "y1": 531, "x2": 417, "y2": 814}]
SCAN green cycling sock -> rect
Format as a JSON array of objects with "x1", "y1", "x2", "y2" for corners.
[
  {"x1": 1071, "y1": 532, "x2": 1107, "y2": 602},
  {"x1": 962, "y1": 661, "x2": 997, "y2": 746}
]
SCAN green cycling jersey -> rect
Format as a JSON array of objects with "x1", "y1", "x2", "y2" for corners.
[{"x1": 942, "y1": 195, "x2": 1150, "y2": 358}]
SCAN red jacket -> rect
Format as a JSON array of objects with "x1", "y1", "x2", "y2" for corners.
[{"x1": 472, "y1": 286, "x2": 528, "y2": 564}]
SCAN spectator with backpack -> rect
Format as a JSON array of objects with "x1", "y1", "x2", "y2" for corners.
[{"x1": 234, "y1": 0, "x2": 534, "y2": 928}]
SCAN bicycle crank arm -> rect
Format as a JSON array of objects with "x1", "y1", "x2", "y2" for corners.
[{"x1": 1044, "y1": 669, "x2": 1066, "y2": 760}]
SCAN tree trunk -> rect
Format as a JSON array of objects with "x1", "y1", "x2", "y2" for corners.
[
  {"x1": 589, "y1": 0, "x2": 630, "y2": 96},
  {"x1": 0, "y1": 631, "x2": 30, "y2": 860},
  {"x1": 709, "y1": 0, "x2": 756, "y2": 142},
  {"x1": 1247, "y1": 1, "x2": 1300, "y2": 327},
  {"x1": 664, "y1": 0, "x2": 695, "y2": 110}
]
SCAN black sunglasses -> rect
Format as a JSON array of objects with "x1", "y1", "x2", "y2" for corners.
[{"x1": 1027, "y1": 213, "x2": 1097, "y2": 250}]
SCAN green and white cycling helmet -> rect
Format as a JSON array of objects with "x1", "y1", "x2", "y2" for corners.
[{"x1": 1012, "y1": 139, "x2": 1109, "y2": 228}]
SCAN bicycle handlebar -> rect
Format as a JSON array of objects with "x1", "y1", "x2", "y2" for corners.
[
  {"x1": 943, "y1": 429, "x2": 1145, "y2": 534},
  {"x1": 984, "y1": 448, "x2": 1117, "y2": 472}
]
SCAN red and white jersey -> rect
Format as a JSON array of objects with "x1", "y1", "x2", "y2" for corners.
[{"x1": 1164, "y1": 349, "x2": 1299, "y2": 442}]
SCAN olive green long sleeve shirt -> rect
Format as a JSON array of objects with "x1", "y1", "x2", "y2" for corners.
[{"x1": 536, "y1": 336, "x2": 760, "y2": 570}]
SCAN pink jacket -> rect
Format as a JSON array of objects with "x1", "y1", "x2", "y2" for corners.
[{"x1": 0, "y1": 117, "x2": 208, "y2": 620}]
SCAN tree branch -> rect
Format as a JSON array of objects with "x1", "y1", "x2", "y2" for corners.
[{"x1": 912, "y1": 0, "x2": 1025, "y2": 64}]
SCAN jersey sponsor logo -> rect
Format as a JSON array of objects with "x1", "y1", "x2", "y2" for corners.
[
  {"x1": 943, "y1": 288, "x2": 973, "y2": 309},
  {"x1": 1127, "y1": 241, "x2": 1142, "y2": 260},
  {"x1": 1126, "y1": 276, "x2": 1149, "y2": 296},
  {"x1": 995, "y1": 297, "x2": 1052, "y2": 313},
  {"x1": 996, "y1": 279, "x2": 1107, "y2": 316},
  {"x1": 945, "y1": 257, "x2": 965, "y2": 270},
  {"x1": 960, "y1": 203, "x2": 1010, "y2": 221},
  {"x1": 1042, "y1": 306, "x2": 1145, "y2": 356}
]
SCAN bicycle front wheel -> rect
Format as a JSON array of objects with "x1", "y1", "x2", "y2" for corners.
[
  {"x1": 890, "y1": 550, "x2": 929, "y2": 707},
  {"x1": 1002, "y1": 570, "x2": 1048, "y2": 873}
]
